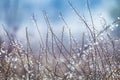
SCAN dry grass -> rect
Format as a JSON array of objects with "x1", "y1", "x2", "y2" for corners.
[{"x1": 0, "y1": 1, "x2": 120, "y2": 80}]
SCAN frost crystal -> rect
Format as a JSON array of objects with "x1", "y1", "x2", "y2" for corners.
[
  {"x1": 118, "y1": 17, "x2": 120, "y2": 20},
  {"x1": 70, "y1": 59, "x2": 75, "y2": 65},
  {"x1": 1, "y1": 49, "x2": 5, "y2": 53},
  {"x1": 69, "y1": 73, "x2": 73, "y2": 78},
  {"x1": 93, "y1": 42, "x2": 99, "y2": 46},
  {"x1": 79, "y1": 76, "x2": 82, "y2": 79},
  {"x1": 60, "y1": 58, "x2": 65, "y2": 62},
  {"x1": 115, "y1": 24, "x2": 119, "y2": 27}
]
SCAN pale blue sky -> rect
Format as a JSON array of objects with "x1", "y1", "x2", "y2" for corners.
[
  {"x1": 0, "y1": 0, "x2": 102, "y2": 26},
  {"x1": 0, "y1": 0, "x2": 116, "y2": 37},
  {"x1": 0, "y1": 0, "x2": 117, "y2": 44}
]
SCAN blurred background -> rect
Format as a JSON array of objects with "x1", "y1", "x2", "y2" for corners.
[{"x1": 0, "y1": 0, "x2": 119, "y2": 40}]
